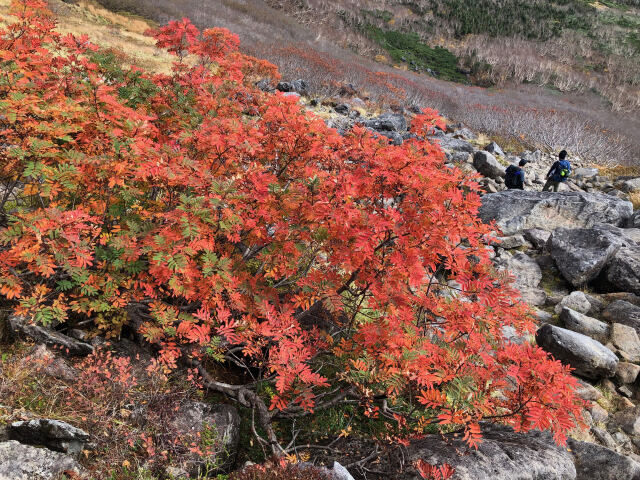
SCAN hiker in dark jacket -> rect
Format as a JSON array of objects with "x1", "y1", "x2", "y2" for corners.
[
  {"x1": 543, "y1": 150, "x2": 571, "y2": 192},
  {"x1": 505, "y1": 159, "x2": 529, "y2": 190}
]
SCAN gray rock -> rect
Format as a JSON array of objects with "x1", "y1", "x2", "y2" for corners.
[
  {"x1": 331, "y1": 462, "x2": 355, "y2": 480},
  {"x1": 479, "y1": 177, "x2": 499, "y2": 193},
  {"x1": 276, "y1": 79, "x2": 307, "y2": 94},
  {"x1": 609, "y1": 323, "x2": 640, "y2": 363},
  {"x1": 521, "y1": 150, "x2": 542, "y2": 163},
  {"x1": 497, "y1": 234, "x2": 528, "y2": 249},
  {"x1": 452, "y1": 127, "x2": 476, "y2": 140},
  {"x1": 560, "y1": 308, "x2": 609, "y2": 342},
  {"x1": 8, "y1": 316, "x2": 93, "y2": 356},
  {"x1": 495, "y1": 252, "x2": 545, "y2": 305},
  {"x1": 364, "y1": 113, "x2": 407, "y2": 132},
  {"x1": 534, "y1": 308, "x2": 554, "y2": 323},
  {"x1": 612, "y1": 407, "x2": 640, "y2": 436},
  {"x1": 474, "y1": 151, "x2": 506, "y2": 179},
  {"x1": 255, "y1": 78, "x2": 274, "y2": 92},
  {"x1": 524, "y1": 228, "x2": 552, "y2": 250},
  {"x1": 535, "y1": 324, "x2": 618, "y2": 380},
  {"x1": 431, "y1": 134, "x2": 476, "y2": 154},
  {"x1": 603, "y1": 301, "x2": 640, "y2": 335},
  {"x1": 484, "y1": 141, "x2": 504, "y2": 156},
  {"x1": 584, "y1": 293, "x2": 605, "y2": 316},
  {"x1": 549, "y1": 226, "x2": 624, "y2": 286},
  {"x1": 605, "y1": 246, "x2": 640, "y2": 295},
  {"x1": 0, "y1": 440, "x2": 82, "y2": 479},
  {"x1": 169, "y1": 402, "x2": 240, "y2": 474},
  {"x1": 619, "y1": 385, "x2": 634, "y2": 397},
  {"x1": 333, "y1": 103, "x2": 349, "y2": 115},
  {"x1": 555, "y1": 292, "x2": 592, "y2": 315},
  {"x1": 589, "y1": 403, "x2": 609, "y2": 424},
  {"x1": 405, "y1": 423, "x2": 576, "y2": 480},
  {"x1": 620, "y1": 228, "x2": 640, "y2": 245},
  {"x1": 9, "y1": 419, "x2": 89, "y2": 455},
  {"x1": 630, "y1": 211, "x2": 640, "y2": 228},
  {"x1": 375, "y1": 130, "x2": 403, "y2": 145},
  {"x1": 591, "y1": 426, "x2": 616, "y2": 449},
  {"x1": 618, "y1": 178, "x2": 640, "y2": 193},
  {"x1": 448, "y1": 151, "x2": 471, "y2": 163},
  {"x1": 616, "y1": 362, "x2": 640, "y2": 384},
  {"x1": 575, "y1": 379, "x2": 602, "y2": 401},
  {"x1": 479, "y1": 191, "x2": 633, "y2": 236},
  {"x1": 567, "y1": 438, "x2": 640, "y2": 480},
  {"x1": 573, "y1": 168, "x2": 599, "y2": 179}
]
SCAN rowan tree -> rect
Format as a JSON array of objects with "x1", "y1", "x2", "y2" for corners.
[{"x1": 0, "y1": 0, "x2": 583, "y2": 460}]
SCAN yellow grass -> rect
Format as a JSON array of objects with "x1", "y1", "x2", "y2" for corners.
[
  {"x1": 595, "y1": 165, "x2": 640, "y2": 180},
  {"x1": 0, "y1": 0, "x2": 175, "y2": 73}
]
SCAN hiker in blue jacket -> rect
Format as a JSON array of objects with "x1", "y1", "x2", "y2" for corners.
[
  {"x1": 505, "y1": 159, "x2": 529, "y2": 190},
  {"x1": 543, "y1": 150, "x2": 571, "y2": 192}
]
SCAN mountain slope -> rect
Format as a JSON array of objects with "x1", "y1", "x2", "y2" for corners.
[{"x1": 12, "y1": 0, "x2": 639, "y2": 162}]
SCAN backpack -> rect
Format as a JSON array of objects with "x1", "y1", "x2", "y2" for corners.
[
  {"x1": 556, "y1": 159, "x2": 571, "y2": 181},
  {"x1": 505, "y1": 165, "x2": 520, "y2": 189}
]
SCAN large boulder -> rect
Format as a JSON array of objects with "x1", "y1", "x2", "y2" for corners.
[
  {"x1": 554, "y1": 291, "x2": 592, "y2": 315},
  {"x1": 484, "y1": 141, "x2": 504, "y2": 156},
  {"x1": 549, "y1": 226, "x2": 625, "y2": 286},
  {"x1": 479, "y1": 191, "x2": 633, "y2": 236},
  {"x1": 609, "y1": 322, "x2": 640, "y2": 363},
  {"x1": 535, "y1": 324, "x2": 618, "y2": 380},
  {"x1": 494, "y1": 252, "x2": 545, "y2": 305},
  {"x1": 611, "y1": 407, "x2": 640, "y2": 437},
  {"x1": 617, "y1": 177, "x2": 640, "y2": 193},
  {"x1": 9, "y1": 419, "x2": 89, "y2": 454},
  {"x1": 405, "y1": 424, "x2": 576, "y2": 480},
  {"x1": 430, "y1": 131, "x2": 476, "y2": 154},
  {"x1": 567, "y1": 439, "x2": 640, "y2": 480},
  {"x1": 630, "y1": 210, "x2": 640, "y2": 228},
  {"x1": 276, "y1": 79, "x2": 307, "y2": 94},
  {"x1": 8, "y1": 316, "x2": 93, "y2": 356},
  {"x1": 0, "y1": 440, "x2": 82, "y2": 479},
  {"x1": 560, "y1": 308, "x2": 609, "y2": 342},
  {"x1": 605, "y1": 245, "x2": 640, "y2": 295},
  {"x1": 169, "y1": 402, "x2": 240, "y2": 474},
  {"x1": 602, "y1": 300, "x2": 640, "y2": 335},
  {"x1": 473, "y1": 151, "x2": 506, "y2": 179},
  {"x1": 363, "y1": 113, "x2": 407, "y2": 132}
]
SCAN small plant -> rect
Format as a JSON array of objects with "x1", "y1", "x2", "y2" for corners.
[{"x1": 415, "y1": 460, "x2": 455, "y2": 480}]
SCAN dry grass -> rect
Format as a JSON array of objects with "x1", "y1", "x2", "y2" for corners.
[
  {"x1": 0, "y1": 0, "x2": 175, "y2": 73},
  {"x1": 596, "y1": 164, "x2": 640, "y2": 179}
]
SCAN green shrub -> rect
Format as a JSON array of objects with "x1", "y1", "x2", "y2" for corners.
[{"x1": 363, "y1": 26, "x2": 467, "y2": 83}]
